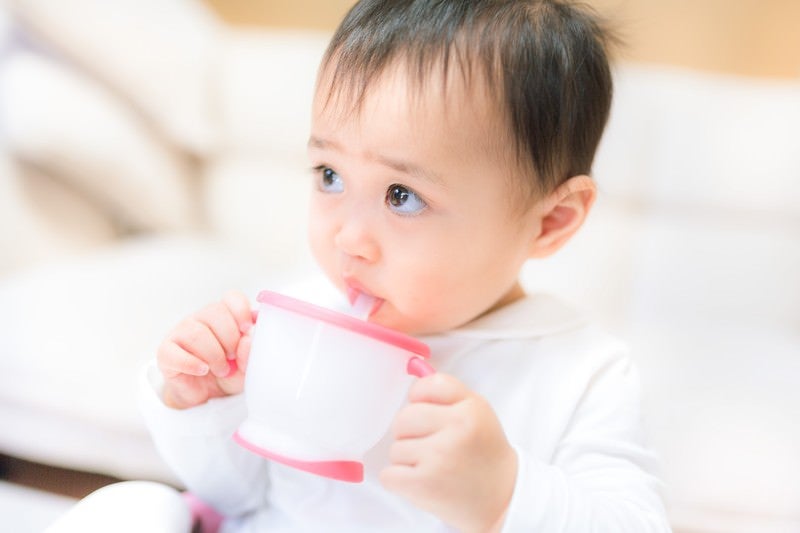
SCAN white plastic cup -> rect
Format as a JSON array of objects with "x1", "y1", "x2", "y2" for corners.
[{"x1": 234, "y1": 290, "x2": 434, "y2": 482}]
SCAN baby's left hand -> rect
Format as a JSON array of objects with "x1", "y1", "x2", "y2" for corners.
[{"x1": 380, "y1": 373, "x2": 517, "y2": 533}]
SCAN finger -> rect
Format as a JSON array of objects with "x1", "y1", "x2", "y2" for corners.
[
  {"x1": 408, "y1": 373, "x2": 470, "y2": 405},
  {"x1": 214, "y1": 331, "x2": 252, "y2": 394},
  {"x1": 158, "y1": 341, "x2": 210, "y2": 378},
  {"x1": 216, "y1": 358, "x2": 245, "y2": 396},
  {"x1": 194, "y1": 302, "x2": 241, "y2": 359},
  {"x1": 171, "y1": 320, "x2": 228, "y2": 377},
  {"x1": 236, "y1": 332, "x2": 252, "y2": 372},
  {"x1": 391, "y1": 402, "x2": 450, "y2": 439},
  {"x1": 222, "y1": 291, "x2": 254, "y2": 334},
  {"x1": 387, "y1": 438, "x2": 426, "y2": 467}
]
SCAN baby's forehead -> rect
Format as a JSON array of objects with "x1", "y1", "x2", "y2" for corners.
[{"x1": 315, "y1": 55, "x2": 508, "y2": 133}]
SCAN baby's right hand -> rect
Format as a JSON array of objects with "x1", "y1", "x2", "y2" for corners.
[{"x1": 157, "y1": 291, "x2": 255, "y2": 409}]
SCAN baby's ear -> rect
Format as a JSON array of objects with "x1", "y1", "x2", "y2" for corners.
[{"x1": 527, "y1": 175, "x2": 596, "y2": 258}]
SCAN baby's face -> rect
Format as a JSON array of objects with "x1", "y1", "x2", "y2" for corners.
[{"x1": 307, "y1": 65, "x2": 541, "y2": 335}]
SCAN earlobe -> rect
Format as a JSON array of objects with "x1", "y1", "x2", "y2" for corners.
[{"x1": 528, "y1": 175, "x2": 596, "y2": 258}]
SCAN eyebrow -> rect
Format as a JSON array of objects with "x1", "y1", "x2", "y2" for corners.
[{"x1": 308, "y1": 135, "x2": 443, "y2": 185}]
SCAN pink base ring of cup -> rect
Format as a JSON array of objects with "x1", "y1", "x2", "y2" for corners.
[{"x1": 233, "y1": 431, "x2": 364, "y2": 483}]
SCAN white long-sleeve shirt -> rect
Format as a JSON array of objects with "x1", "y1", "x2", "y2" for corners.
[{"x1": 140, "y1": 280, "x2": 670, "y2": 532}]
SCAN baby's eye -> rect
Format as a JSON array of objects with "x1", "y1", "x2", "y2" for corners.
[
  {"x1": 386, "y1": 184, "x2": 427, "y2": 215},
  {"x1": 317, "y1": 167, "x2": 344, "y2": 193}
]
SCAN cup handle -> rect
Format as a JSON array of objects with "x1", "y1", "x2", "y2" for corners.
[{"x1": 406, "y1": 357, "x2": 436, "y2": 378}]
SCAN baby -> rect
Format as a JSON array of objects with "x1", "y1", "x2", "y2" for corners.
[{"x1": 140, "y1": 1, "x2": 669, "y2": 532}]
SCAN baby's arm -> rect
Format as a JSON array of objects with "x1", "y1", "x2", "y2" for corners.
[
  {"x1": 157, "y1": 291, "x2": 254, "y2": 409},
  {"x1": 141, "y1": 291, "x2": 268, "y2": 518},
  {"x1": 498, "y1": 355, "x2": 670, "y2": 532}
]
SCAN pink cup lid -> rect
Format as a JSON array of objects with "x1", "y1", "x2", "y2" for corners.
[{"x1": 257, "y1": 291, "x2": 430, "y2": 358}]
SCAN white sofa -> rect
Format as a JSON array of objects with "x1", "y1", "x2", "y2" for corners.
[{"x1": 0, "y1": 2, "x2": 797, "y2": 532}]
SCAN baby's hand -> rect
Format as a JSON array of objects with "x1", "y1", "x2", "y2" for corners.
[
  {"x1": 380, "y1": 374, "x2": 518, "y2": 533},
  {"x1": 157, "y1": 291, "x2": 255, "y2": 409}
]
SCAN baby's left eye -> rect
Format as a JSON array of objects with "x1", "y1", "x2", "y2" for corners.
[{"x1": 386, "y1": 184, "x2": 427, "y2": 215}]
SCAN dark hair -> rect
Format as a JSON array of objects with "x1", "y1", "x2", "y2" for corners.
[{"x1": 320, "y1": 0, "x2": 617, "y2": 196}]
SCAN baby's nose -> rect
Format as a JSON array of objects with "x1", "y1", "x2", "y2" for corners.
[{"x1": 334, "y1": 214, "x2": 380, "y2": 263}]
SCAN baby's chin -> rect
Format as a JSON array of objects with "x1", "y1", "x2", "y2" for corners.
[
  {"x1": 368, "y1": 307, "x2": 424, "y2": 335},
  {"x1": 369, "y1": 307, "x2": 462, "y2": 337}
]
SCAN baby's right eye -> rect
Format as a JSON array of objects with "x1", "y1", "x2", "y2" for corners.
[{"x1": 317, "y1": 166, "x2": 344, "y2": 193}]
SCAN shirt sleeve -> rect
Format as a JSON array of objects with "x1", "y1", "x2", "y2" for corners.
[
  {"x1": 501, "y1": 355, "x2": 671, "y2": 532},
  {"x1": 138, "y1": 361, "x2": 270, "y2": 517}
]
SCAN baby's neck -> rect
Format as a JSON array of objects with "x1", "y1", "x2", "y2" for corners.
[{"x1": 480, "y1": 282, "x2": 526, "y2": 320}]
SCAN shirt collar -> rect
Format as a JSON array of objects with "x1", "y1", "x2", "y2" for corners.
[{"x1": 441, "y1": 292, "x2": 588, "y2": 340}]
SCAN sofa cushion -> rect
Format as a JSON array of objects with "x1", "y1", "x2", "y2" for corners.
[
  {"x1": 595, "y1": 65, "x2": 800, "y2": 217},
  {"x1": 1, "y1": 51, "x2": 199, "y2": 233},
  {"x1": 5, "y1": 0, "x2": 221, "y2": 155},
  {"x1": 0, "y1": 156, "x2": 116, "y2": 274},
  {"x1": 215, "y1": 29, "x2": 330, "y2": 157}
]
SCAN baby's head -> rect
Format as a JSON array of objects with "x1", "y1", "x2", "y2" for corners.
[{"x1": 307, "y1": 0, "x2": 616, "y2": 335}]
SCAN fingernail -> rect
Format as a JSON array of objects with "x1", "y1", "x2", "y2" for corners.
[{"x1": 225, "y1": 359, "x2": 238, "y2": 378}]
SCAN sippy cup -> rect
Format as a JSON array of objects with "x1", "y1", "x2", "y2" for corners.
[{"x1": 234, "y1": 290, "x2": 434, "y2": 482}]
